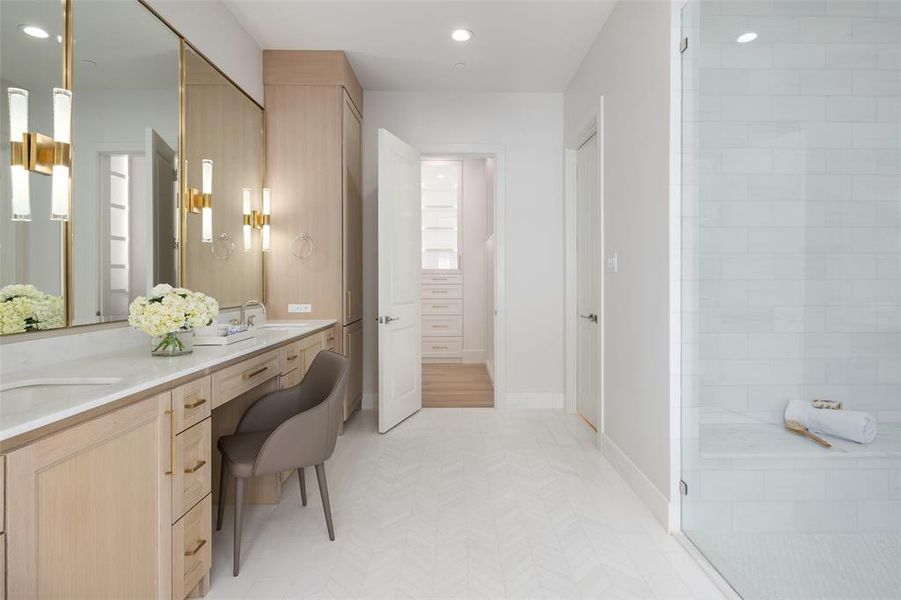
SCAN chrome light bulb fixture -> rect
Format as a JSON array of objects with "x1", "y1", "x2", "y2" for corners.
[{"x1": 7, "y1": 86, "x2": 72, "y2": 222}]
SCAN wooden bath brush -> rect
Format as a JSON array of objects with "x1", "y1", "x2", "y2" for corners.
[{"x1": 784, "y1": 419, "x2": 831, "y2": 449}]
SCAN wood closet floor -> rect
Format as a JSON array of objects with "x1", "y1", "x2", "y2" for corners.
[{"x1": 422, "y1": 363, "x2": 494, "y2": 408}]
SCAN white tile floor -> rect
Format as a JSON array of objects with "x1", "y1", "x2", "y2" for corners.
[{"x1": 207, "y1": 409, "x2": 727, "y2": 600}]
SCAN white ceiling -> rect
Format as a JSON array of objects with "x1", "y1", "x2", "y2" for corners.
[{"x1": 225, "y1": 1, "x2": 616, "y2": 93}]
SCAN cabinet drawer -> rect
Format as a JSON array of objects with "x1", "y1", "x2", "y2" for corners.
[
  {"x1": 279, "y1": 341, "x2": 303, "y2": 376},
  {"x1": 172, "y1": 376, "x2": 211, "y2": 434},
  {"x1": 172, "y1": 494, "x2": 211, "y2": 600},
  {"x1": 422, "y1": 337, "x2": 462, "y2": 357},
  {"x1": 422, "y1": 298, "x2": 462, "y2": 316},
  {"x1": 422, "y1": 274, "x2": 462, "y2": 286},
  {"x1": 325, "y1": 328, "x2": 336, "y2": 350},
  {"x1": 280, "y1": 367, "x2": 303, "y2": 389},
  {"x1": 173, "y1": 418, "x2": 212, "y2": 521},
  {"x1": 421, "y1": 285, "x2": 461, "y2": 300},
  {"x1": 422, "y1": 316, "x2": 462, "y2": 337},
  {"x1": 212, "y1": 350, "x2": 279, "y2": 408}
]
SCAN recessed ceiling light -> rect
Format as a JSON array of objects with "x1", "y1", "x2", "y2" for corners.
[
  {"x1": 451, "y1": 28, "x2": 474, "y2": 42},
  {"x1": 454, "y1": 62, "x2": 466, "y2": 69},
  {"x1": 20, "y1": 24, "x2": 49, "y2": 39},
  {"x1": 736, "y1": 32, "x2": 758, "y2": 43}
]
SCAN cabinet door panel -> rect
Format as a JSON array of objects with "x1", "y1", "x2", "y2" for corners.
[
  {"x1": 6, "y1": 394, "x2": 172, "y2": 599},
  {"x1": 173, "y1": 418, "x2": 212, "y2": 521},
  {"x1": 343, "y1": 321, "x2": 364, "y2": 419},
  {"x1": 342, "y1": 91, "x2": 363, "y2": 325}
]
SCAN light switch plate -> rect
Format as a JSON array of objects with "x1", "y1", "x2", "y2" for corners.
[
  {"x1": 606, "y1": 252, "x2": 619, "y2": 273},
  {"x1": 288, "y1": 304, "x2": 312, "y2": 313}
]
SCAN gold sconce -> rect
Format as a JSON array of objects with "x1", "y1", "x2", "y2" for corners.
[
  {"x1": 8, "y1": 87, "x2": 72, "y2": 222},
  {"x1": 242, "y1": 187, "x2": 271, "y2": 252},
  {"x1": 185, "y1": 158, "x2": 213, "y2": 242}
]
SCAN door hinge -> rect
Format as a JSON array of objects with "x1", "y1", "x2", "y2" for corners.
[
  {"x1": 679, "y1": 479, "x2": 688, "y2": 496},
  {"x1": 680, "y1": 37, "x2": 689, "y2": 54}
]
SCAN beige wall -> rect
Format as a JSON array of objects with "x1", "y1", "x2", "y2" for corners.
[{"x1": 564, "y1": 1, "x2": 673, "y2": 500}]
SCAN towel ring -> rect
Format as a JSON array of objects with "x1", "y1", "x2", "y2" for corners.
[
  {"x1": 291, "y1": 233, "x2": 314, "y2": 259},
  {"x1": 211, "y1": 232, "x2": 235, "y2": 260}
]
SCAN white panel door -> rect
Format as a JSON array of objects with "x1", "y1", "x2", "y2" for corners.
[
  {"x1": 378, "y1": 129, "x2": 422, "y2": 433},
  {"x1": 576, "y1": 133, "x2": 600, "y2": 429}
]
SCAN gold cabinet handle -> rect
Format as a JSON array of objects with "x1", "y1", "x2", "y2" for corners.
[
  {"x1": 184, "y1": 459, "x2": 207, "y2": 474},
  {"x1": 346, "y1": 290, "x2": 352, "y2": 319},
  {"x1": 432, "y1": 325, "x2": 448, "y2": 329},
  {"x1": 184, "y1": 398, "x2": 207, "y2": 410},
  {"x1": 433, "y1": 346, "x2": 448, "y2": 350},
  {"x1": 286, "y1": 354, "x2": 298, "y2": 362},
  {"x1": 165, "y1": 409, "x2": 176, "y2": 475},
  {"x1": 431, "y1": 304, "x2": 449, "y2": 308},
  {"x1": 184, "y1": 539, "x2": 207, "y2": 557},
  {"x1": 242, "y1": 366, "x2": 268, "y2": 380}
]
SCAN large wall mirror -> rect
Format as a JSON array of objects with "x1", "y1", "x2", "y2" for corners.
[
  {"x1": 1, "y1": 0, "x2": 66, "y2": 334},
  {"x1": 183, "y1": 47, "x2": 264, "y2": 309},
  {"x1": 0, "y1": 0, "x2": 264, "y2": 336}
]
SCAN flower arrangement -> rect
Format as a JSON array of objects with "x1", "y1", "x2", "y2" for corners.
[
  {"x1": 0, "y1": 284, "x2": 65, "y2": 334},
  {"x1": 129, "y1": 284, "x2": 219, "y2": 355}
]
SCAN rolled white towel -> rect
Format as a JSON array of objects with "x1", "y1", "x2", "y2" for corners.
[{"x1": 784, "y1": 399, "x2": 877, "y2": 445}]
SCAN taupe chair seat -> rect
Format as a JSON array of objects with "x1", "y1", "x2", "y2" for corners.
[{"x1": 216, "y1": 350, "x2": 349, "y2": 577}]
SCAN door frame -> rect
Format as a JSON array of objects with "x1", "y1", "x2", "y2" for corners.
[
  {"x1": 418, "y1": 144, "x2": 506, "y2": 409},
  {"x1": 564, "y1": 98, "x2": 605, "y2": 439}
]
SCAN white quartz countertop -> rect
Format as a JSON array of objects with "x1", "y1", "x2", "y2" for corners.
[{"x1": 0, "y1": 320, "x2": 336, "y2": 445}]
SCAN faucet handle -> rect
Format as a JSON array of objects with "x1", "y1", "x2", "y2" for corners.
[{"x1": 247, "y1": 315, "x2": 256, "y2": 327}]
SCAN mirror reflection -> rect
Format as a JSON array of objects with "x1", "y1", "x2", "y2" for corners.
[
  {"x1": 183, "y1": 47, "x2": 263, "y2": 309},
  {"x1": 71, "y1": 0, "x2": 180, "y2": 325},
  {"x1": 0, "y1": 0, "x2": 65, "y2": 334}
]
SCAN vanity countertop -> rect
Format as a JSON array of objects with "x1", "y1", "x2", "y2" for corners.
[{"x1": 0, "y1": 319, "x2": 336, "y2": 449}]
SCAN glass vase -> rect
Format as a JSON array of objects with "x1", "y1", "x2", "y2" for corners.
[{"x1": 151, "y1": 328, "x2": 194, "y2": 356}]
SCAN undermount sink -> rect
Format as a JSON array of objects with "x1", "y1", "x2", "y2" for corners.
[{"x1": 0, "y1": 377, "x2": 122, "y2": 394}]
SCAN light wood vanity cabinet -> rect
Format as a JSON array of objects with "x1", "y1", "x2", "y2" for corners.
[
  {"x1": 264, "y1": 50, "x2": 363, "y2": 423},
  {"x1": 1, "y1": 328, "x2": 331, "y2": 599}
]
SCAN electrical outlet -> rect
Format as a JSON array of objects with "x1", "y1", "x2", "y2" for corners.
[{"x1": 288, "y1": 304, "x2": 312, "y2": 313}]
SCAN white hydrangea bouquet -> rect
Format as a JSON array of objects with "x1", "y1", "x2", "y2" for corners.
[
  {"x1": 0, "y1": 284, "x2": 65, "y2": 334},
  {"x1": 129, "y1": 284, "x2": 219, "y2": 356}
]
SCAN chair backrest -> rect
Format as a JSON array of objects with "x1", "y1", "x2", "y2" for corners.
[{"x1": 253, "y1": 351, "x2": 350, "y2": 476}]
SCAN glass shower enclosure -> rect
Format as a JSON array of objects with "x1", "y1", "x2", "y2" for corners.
[{"x1": 680, "y1": 1, "x2": 901, "y2": 598}]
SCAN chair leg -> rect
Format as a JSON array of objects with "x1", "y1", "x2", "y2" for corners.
[
  {"x1": 315, "y1": 463, "x2": 335, "y2": 541},
  {"x1": 233, "y1": 477, "x2": 245, "y2": 577},
  {"x1": 298, "y1": 467, "x2": 308, "y2": 507},
  {"x1": 216, "y1": 459, "x2": 228, "y2": 531}
]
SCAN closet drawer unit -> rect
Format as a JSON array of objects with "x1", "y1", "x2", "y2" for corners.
[
  {"x1": 324, "y1": 328, "x2": 336, "y2": 350},
  {"x1": 173, "y1": 418, "x2": 212, "y2": 521},
  {"x1": 422, "y1": 298, "x2": 462, "y2": 316},
  {"x1": 280, "y1": 366, "x2": 303, "y2": 389},
  {"x1": 422, "y1": 274, "x2": 462, "y2": 286},
  {"x1": 421, "y1": 285, "x2": 462, "y2": 300},
  {"x1": 422, "y1": 337, "x2": 462, "y2": 357},
  {"x1": 172, "y1": 494, "x2": 212, "y2": 600},
  {"x1": 172, "y1": 376, "x2": 211, "y2": 434},
  {"x1": 422, "y1": 316, "x2": 462, "y2": 337},
  {"x1": 279, "y1": 341, "x2": 303, "y2": 375},
  {"x1": 211, "y1": 349, "x2": 279, "y2": 408}
]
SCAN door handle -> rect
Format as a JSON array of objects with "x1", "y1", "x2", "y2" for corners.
[
  {"x1": 383, "y1": 315, "x2": 400, "y2": 324},
  {"x1": 579, "y1": 314, "x2": 592, "y2": 320}
]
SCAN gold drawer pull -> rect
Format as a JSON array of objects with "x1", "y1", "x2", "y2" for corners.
[
  {"x1": 433, "y1": 346, "x2": 448, "y2": 350},
  {"x1": 432, "y1": 325, "x2": 448, "y2": 329},
  {"x1": 184, "y1": 459, "x2": 207, "y2": 474},
  {"x1": 184, "y1": 539, "x2": 207, "y2": 557},
  {"x1": 243, "y1": 366, "x2": 269, "y2": 380},
  {"x1": 432, "y1": 304, "x2": 449, "y2": 308},
  {"x1": 432, "y1": 290, "x2": 447, "y2": 294},
  {"x1": 165, "y1": 409, "x2": 176, "y2": 476},
  {"x1": 286, "y1": 354, "x2": 299, "y2": 362},
  {"x1": 184, "y1": 398, "x2": 207, "y2": 410}
]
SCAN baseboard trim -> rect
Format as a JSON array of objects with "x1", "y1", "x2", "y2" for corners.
[
  {"x1": 504, "y1": 392, "x2": 564, "y2": 409},
  {"x1": 600, "y1": 433, "x2": 673, "y2": 530},
  {"x1": 362, "y1": 392, "x2": 377, "y2": 410}
]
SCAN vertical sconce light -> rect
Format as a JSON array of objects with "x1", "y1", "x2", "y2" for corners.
[
  {"x1": 50, "y1": 88, "x2": 72, "y2": 221},
  {"x1": 8, "y1": 88, "x2": 30, "y2": 221},
  {"x1": 261, "y1": 187, "x2": 271, "y2": 252},
  {"x1": 201, "y1": 159, "x2": 213, "y2": 243},
  {"x1": 7, "y1": 86, "x2": 73, "y2": 223},
  {"x1": 242, "y1": 188, "x2": 252, "y2": 251}
]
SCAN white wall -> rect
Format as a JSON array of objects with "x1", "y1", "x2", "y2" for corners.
[
  {"x1": 145, "y1": 0, "x2": 263, "y2": 104},
  {"x1": 564, "y1": 0, "x2": 673, "y2": 509},
  {"x1": 363, "y1": 91, "x2": 565, "y2": 406},
  {"x1": 461, "y1": 158, "x2": 492, "y2": 362}
]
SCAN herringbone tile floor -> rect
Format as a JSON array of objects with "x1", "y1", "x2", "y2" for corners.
[{"x1": 207, "y1": 409, "x2": 726, "y2": 600}]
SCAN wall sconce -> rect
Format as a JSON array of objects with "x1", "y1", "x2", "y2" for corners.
[
  {"x1": 242, "y1": 187, "x2": 272, "y2": 252},
  {"x1": 184, "y1": 158, "x2": 213, "y2": 242},
  {"x1": 7, "y1": 87, "x2": 72, "y2": 222}
]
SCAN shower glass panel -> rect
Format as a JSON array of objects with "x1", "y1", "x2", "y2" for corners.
[{"x1": 680, "y1": 2, "x2": 901, "y2": 598}]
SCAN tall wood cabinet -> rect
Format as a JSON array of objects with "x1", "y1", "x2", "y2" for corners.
[{"x1": 263, "y1": 51, "x2": 364, "y2": 421}]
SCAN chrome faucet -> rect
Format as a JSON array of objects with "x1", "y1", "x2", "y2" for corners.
[{"x1": 239, "y1": 299, "x2": 267, "y2": 327}]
